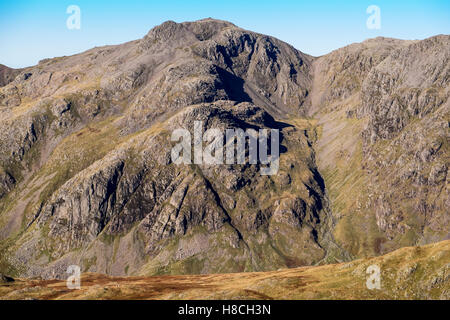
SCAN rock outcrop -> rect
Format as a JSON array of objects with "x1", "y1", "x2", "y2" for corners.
[
  {"x1": 0, "y1": 64, "x2": 20, "y2": 88},
  {"x1": 311, "y1": 35, "x2": 449, "y2": 257}
]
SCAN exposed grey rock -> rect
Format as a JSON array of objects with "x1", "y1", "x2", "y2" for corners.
[{"x1": 359, "y1": 35, "x2": 449, "y2": 142}]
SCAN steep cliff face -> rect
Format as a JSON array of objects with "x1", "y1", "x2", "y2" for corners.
[
  {"x1": 1, "y1": 101, "x2": 339, "y2": 278},
  {"x1": 0, "y1": 19, "x2": 448, "y2": 279}
]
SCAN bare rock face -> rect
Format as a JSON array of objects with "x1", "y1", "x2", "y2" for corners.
[
  {"x1": 310, "y1": 37, "x2": 409, "y2": 116},
  {"x1": 0, "y1": 19, "x2": 448, "y2": 279},
  {"x1": 311, "y1": 35, "x2": 449, "y2": 257},
  {"x1": 358, "y1": 36, "x2": 449, "y2": 248},
  {"x1": 116, "y1": 18, "x2": 312, "y2": 131},
  {"x1": 359, "y1": 35, "x2": 449, "y2": 142},
  {"x1": 4, "y1": 101, "x2": 336, "y2": 278}
]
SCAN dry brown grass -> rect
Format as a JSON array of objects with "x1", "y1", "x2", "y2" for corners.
[{"x1": 1, "y1": 240, "x2": 448, "y2": 300}]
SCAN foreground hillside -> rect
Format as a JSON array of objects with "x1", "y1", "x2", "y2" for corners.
[
  {"x1": 0, "y1": 18, "x2": 342, "y2": 278},
  {"x1": 1, "y1": 240, "x2": 448, "y2": 300}
]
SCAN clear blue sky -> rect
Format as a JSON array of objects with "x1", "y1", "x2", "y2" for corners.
[{"x1": 1, "y1": 0, "x2": 449, "y2": 68}]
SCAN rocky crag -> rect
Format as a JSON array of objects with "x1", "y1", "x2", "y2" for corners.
[{"x1": 0, "y1": 19, "x2": 448, "y2": 279}]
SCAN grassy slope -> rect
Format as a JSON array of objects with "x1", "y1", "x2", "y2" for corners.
[{"x1": 1, "y1": 240, "x2": 448, "y2": 300}]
